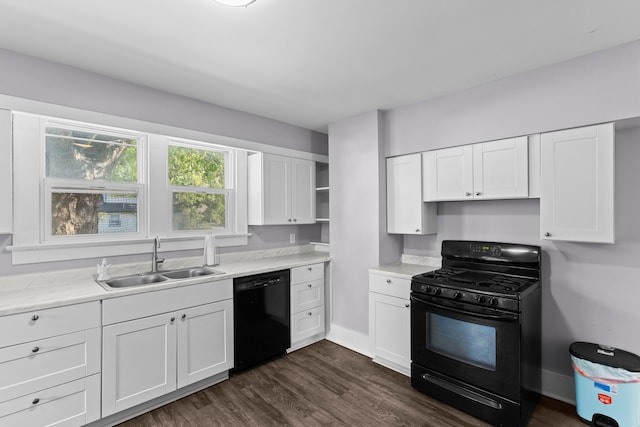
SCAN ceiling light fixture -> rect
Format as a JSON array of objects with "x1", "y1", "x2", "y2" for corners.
[{"x1": 213, "y1": 0, "x2": 256, "y2": 6}]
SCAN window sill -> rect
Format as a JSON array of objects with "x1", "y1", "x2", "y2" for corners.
[{"x1": 8, "y1": 234, "x2": 250, "y2": 265}]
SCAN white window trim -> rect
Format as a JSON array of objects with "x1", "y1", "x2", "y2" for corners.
[
  {"x1": 166, "y1": 138, "x2": 235, "y2": 236},
  {"x1": 10, "y1": 112, "x2": 251, "y2": 265}
]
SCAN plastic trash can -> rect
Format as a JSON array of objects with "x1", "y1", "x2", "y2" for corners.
[{"x1": 570, "y1": 342, "x2": 640, "y2": 427}]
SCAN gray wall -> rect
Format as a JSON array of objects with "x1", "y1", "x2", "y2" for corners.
[
  {"x1": 328, "y1": 111, "x2": 402, "y2": 334},
  {"x1": 0, "y1": 48, "x2": 327, "y2": 275},
  {"x1": 0, "y1": 48, "x2": 328, "y2": 155},
  {"x1": 383, "y1": 40, "x2": 640, "y2": 378}
]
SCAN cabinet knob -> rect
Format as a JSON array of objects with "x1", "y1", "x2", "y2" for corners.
[
  {"x1": 465, "y1": 192, "x2": 471, "y2": 197},
  {"x1": 386, "y1": 279, "x2": 391, "y2": 284},
  {"x1": 32, "y1": 346, "x2": 40, "y2": 353},
  {"x1": 288, "y1": 219, "x2": 292, "y2": 222},
  {"x1": 475, "y1": 192, "x2": 481, "y2": 196},
  {"x1": 307, "y1": 267, "x2": 312, "y2": 271},
  {"x1": 415, "y1": 229, "x2": 420, "y2": 233},
  {"x1": 405, "y1": 304, "x2": 410, "y2": 308},
  {"x1": 31, "y1": 314, "x2": 39, "y2": 321},
  {"x1": 170, "y1": 317, "x2": 176, "y2": 322},
  {"x1": 544, "y1": 232, "x2": 551, "y2": 237},
  {"x1": 32, "y1": 398, "x2": 40, "y2": 405},
  {"x1": 307, "y1": 283, "x2": 312, "y2": 288},
  {"x1": 182, "y1": 314, "x2": 187, "y2": 320},
  {"x1": 293, "y1": 218, "x2": 297, "y2": 222},
  {"x1": 308, "y1": 312, "x2": 313, "y2": 316}
]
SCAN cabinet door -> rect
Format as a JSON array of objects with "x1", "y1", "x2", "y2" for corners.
[
  {"x1": 102, "y1": 313, "x2": 177, "y2": 416},
  {"x1": 262, "y1": 154, "x2": 291, "y2": 225},
  {"x1": 540, "y1": 123, "x2": 614, "y2": 243},
  {"x1": 423, "y1": 145, "x2": 473, "y2": 201},
  {"x1": 177, "y1": 300, "x2": 234, "y2": 388},
  {"x1": 291, "y1": 158, "x2": 316, "y2": 224},
  {"x1": 369, "y1": 293, "x2": 410, "y2": 372},
  {"x1": 473, "y1": 136, "x2": 528, "y2": 199},
  {"x1": 0, "y1": 109, "x2": 11, "y2": 234},
  {"x1": 387, "y1": 154, "x2": 436, "y2": 234}
]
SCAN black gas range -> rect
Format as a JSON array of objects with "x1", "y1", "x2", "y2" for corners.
[{"x1": 410, "y1": 240, "x2": 542, "y2": 426}]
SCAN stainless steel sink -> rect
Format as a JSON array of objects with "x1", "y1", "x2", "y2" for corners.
[
  {"x1": 98, "y1": 267, "x2": 224, "y2": 290},
  {"x1": 103, "y1": 273, "x2": 169, "y2": 288},
  {"x1": 161, "y1": 267, "x2": 223, "y2": 279}
]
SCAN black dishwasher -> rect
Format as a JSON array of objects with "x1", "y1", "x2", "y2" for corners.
[{"x1": 233, "y1": 269, "x2": 290, "y2": 372}]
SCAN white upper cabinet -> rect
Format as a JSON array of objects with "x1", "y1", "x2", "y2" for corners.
[
  {"x1": 0, "y1": 109, "x2": 11, "y2": 234},
  {"x1": 473, "y1": 137, "x2": 529, "y2": 199},
  {"x1": 423, "y1": 136, "x2": 529, "y2": 201},
  {"x1": 423, "y1": 145, "x2": 473, "y2": 201},
  {"x1": 387, "y1": 153, "x2": 437, "y2": 235},
  {"x1": 540, "y1": 123, "x2": 615, "y2": 243},
  {"x1": 248, "y1": 152, "x2": 316, "y2": 225}
]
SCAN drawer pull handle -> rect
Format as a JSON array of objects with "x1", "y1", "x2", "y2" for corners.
[
  {"x1": 182, "y1": 314, "x2": 187, "y2": 320},
  {"x1": 307, "y1": 267, "x2": 312, "y2": 271},
  {"x1": 32, "y1": 398, "x2": 40, "y2": 405},
  {"x1": 405, "y1": 304, "x2": 410, "y2": 308},
  {"x1": 386, "y1": 279, "x2": 391, "y2": 284},
  {"x1": 31, "y1": 315, "x2": 39, "y2": 321},
  {"x1": 32, "y1": 346, "x2": 40, "y2": 353},
  {"x1": 307, "y1": 284, "x2": 312, "y2": 288},
  {"x1": 308, "y1": 312, "x2": 313, "y2": 316},
  {"x1": 170, "y1": 317, "x2": 176, "y2": 322}
]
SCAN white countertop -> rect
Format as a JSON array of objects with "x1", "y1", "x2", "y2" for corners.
[
  {"x1": 0, "y1": 247, "x2": 330, "y2": 316},
  {"x1": 369, "y1": 255, "x2": 441, "y2": 279}
]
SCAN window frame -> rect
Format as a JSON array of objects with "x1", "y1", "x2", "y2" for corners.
[
  {"x1": 40, "y1": 118, "x2": 147, "y2": 243},
  {"x1": 10, "y1": 110, "x2": 255, "y2": 265},
  {"x1": 166, "y1": 138, "x2": 235, "y2": 236}
]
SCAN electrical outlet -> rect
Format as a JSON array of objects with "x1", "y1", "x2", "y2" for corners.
[{"x1": 290, "y1": 233, "x2": 295, "y2": 244}]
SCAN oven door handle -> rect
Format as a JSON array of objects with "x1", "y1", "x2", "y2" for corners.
[{"x1": 410, "y1": 295, "x2": 519, "y2": 321}]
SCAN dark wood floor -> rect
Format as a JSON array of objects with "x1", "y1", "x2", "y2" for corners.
[{"x1": 119, "y1": 340, "x2": 583, "y2": 427}]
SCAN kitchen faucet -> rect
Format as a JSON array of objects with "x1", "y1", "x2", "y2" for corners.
[{"x1": 151, "y1": 236, "x2": 165, "y2": 272}]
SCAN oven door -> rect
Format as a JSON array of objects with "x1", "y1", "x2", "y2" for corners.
[{"x1": 411, "y1": 293, "x2": 521, "y2": 400}]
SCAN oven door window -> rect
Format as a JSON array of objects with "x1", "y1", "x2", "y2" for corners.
[{"x1": 427, "y1": 313, "x2": 496, "y2": 371}]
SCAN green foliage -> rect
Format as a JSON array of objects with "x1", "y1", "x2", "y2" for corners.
[
  {"x1": 168, "y1": 146, "x2": 225, "y2": 188},
  {"x1": 169, "y1": 145, "x2": 227, "y2": 231}
]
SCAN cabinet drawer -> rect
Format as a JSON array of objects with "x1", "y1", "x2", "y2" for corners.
[
  {"x1": 291, "y1": 263, "x2": 324, "y2": 284},
  {"x1": 0, "y1": 328, "x2": 100, "y2": 403},
  {"x1": 0, "y1": 302, "x2": 100, "y2": 349},
  {"x1": 291, "y1": 280, "x2": 324, "y2": 313},
  {"x1": 291, "y1": 306, "x2": 325, "y2": 343},
  {"x1": 369, "y1": 274, "x2": 410, "y2": 299},
  {"x1": 0, "y1": 374, "x2": 101, "y2": 426},
  {"x1": 103, "y1": 279, "x2": 232, "y2": 325}
]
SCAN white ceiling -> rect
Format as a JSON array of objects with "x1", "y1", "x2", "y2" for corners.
[{"x1": 1, "y1": 0, "x2": 640, "y2": 133}]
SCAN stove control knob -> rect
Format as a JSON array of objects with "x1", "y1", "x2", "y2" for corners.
[
  {"x1": 453, "y1": 291, "x2": 462, "y2": 300},
  {"x1": 476, "y1": 295, "x2": 486, "y2": 304},
  {"x1": 425, "y1": 285, "x2": 432, "y2": 294},
  {"x1": 488, "y1": 297, "x2": 499, "y2": 306},
  {"x1": 433, "y1": 288, "x2": 441, "y2": 295}
]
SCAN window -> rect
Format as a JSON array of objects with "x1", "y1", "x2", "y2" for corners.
[
  {"x1": 11, "y1": 112, "x2": 249, "y2": 264},
  {"x1": 43, "y1": 121, "x2": 145, "y2": 240},
  {"x1": 168, "y1": 141, "x2": 233, "y2": 233}
]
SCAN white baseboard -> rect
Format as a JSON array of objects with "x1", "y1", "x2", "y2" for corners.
[
  {"x1": 326, "y1": 323, "x2": 577, "y2": 407},
  {"x1": 326, "y1": 323, "x2": 372, "y2": 358},
  {"x1": 542, "y1": 368, "x2": 575, "y2": 405}
]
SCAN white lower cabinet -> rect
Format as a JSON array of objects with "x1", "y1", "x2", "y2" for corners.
[
  {"x1": 0, "y1": 301, "x2": 101, "y2": 427},
  {"x1": 177, "y1": 300, "x2": 234, "y2": 388},
  {"x1": 368, "y1": 273, "x2": 411, "y2": 375},
  {"x1": 102, "y1": 280, "x2": 233, "y2": 417},
  {"x1": 290, "y1": 263, "x2": 326, "y2": 350},
  {"x1": 102, "y1": 313, "x2": 177, "y2": 416}
]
